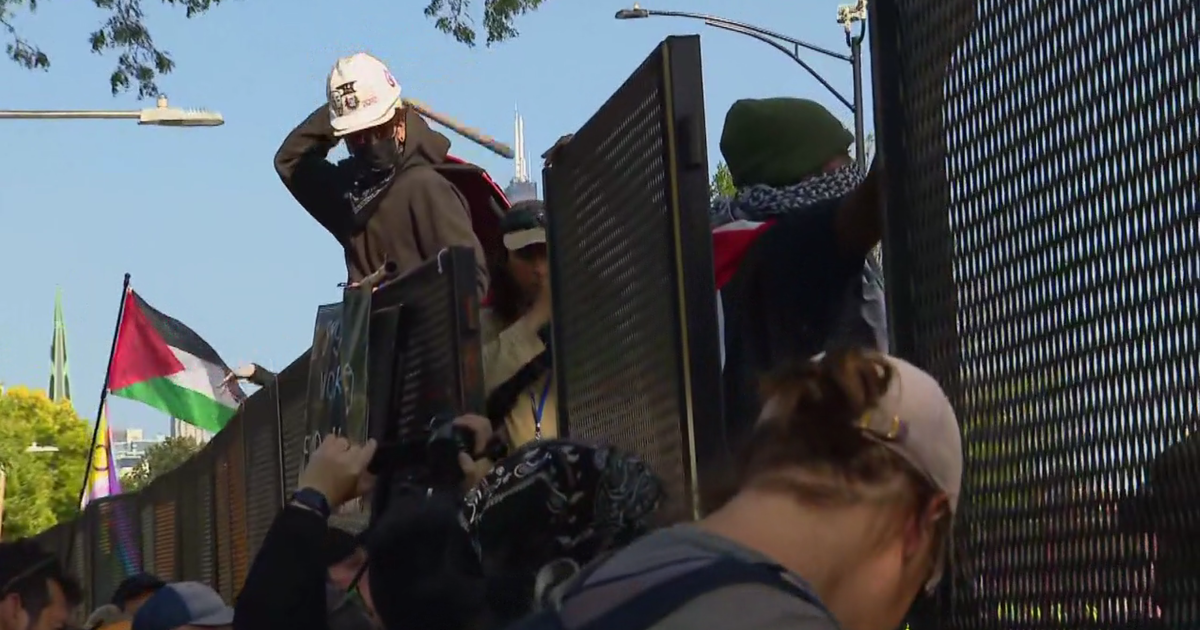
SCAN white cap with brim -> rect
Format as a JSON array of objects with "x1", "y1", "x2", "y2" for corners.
[
  {"x1": 327, "y1": 52, "x2": 403, "y2": 137},
  {"x1": 503, "y1": 228, "x2": 547, "y2": 251}
]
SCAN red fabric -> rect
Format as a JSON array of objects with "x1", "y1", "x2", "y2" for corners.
[
  {"x1": 107, "y1": 290, "x2": 185, "y2": 390},
  {"x1": 712, "y1": 220, "x2": 774, "y2": 290},
  {"x1": 441, "y1": 154, "x2": 509, "y2": 306}
]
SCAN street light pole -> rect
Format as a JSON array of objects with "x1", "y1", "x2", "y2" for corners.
[
  {"x1": 0, "y1": 95, "x2": 223, "y2": 127},
  {"x1": 615, "y1": 2, "x2": 870, "y2": 170}
]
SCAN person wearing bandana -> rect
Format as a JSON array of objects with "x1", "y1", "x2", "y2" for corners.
[
  {"x1": 709, "y1": 97, "x2": 887, "y2": 459},
  {"x1": 274, "y1": 52, "x2": 488, "y2": 295}
]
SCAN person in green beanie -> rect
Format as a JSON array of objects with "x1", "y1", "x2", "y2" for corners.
[
  {"x1": 480, "y1": 200, "x2": 559, "y2": 450},
  {"x1": 709, "y1": 97, "x2": 886, "y2": 456}
]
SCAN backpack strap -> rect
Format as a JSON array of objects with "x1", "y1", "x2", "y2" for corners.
[{"x1": 573, "y1": 558, "x2": 822, "y2": 630}]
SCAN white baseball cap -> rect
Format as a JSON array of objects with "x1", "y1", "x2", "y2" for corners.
[{"x1": 327, "y1": 53, "x2": 402, "y2": 137}]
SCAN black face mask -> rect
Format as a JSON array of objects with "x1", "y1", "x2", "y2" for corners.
[{"x1": 352, "y1": 136, "x2": 401, "y2": 175}]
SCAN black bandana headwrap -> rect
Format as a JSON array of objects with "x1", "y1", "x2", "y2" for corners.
[
  {"x1": 460, "y1": 440, "x2": 664, "y2": 567},
  {"x1": 459, "y1": 440, "x2": 663, "y2": 622}
]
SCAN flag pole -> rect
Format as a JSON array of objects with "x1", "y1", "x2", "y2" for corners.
[{"x1": 66, "y1": 273, "x2": 131, "y2": 569}]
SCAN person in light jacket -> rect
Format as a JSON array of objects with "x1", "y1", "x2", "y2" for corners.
[{"x1": 481, "y1": 201, "x2": 557, "y2": 449}]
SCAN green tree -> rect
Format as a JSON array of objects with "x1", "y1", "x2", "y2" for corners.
[
  {"x1": 710, "y1": 161, "x2": 736, "y2": 202},
  {"x1": 0, "y1": 386, "x2": 91, "y2": 541},
  {"x1": 121, "y1": 435, "x2": 201, "y2": 492},
  {"x1": 3, "y1": 0, "x2": 545, "y2": 98}
]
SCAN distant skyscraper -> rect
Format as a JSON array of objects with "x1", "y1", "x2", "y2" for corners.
[
  {"x1": 504, "y1": 109, "x2": 538, "y2": 203},
  {"x1": 49, "y1": 288, "x2": 71, "y2": 402}
]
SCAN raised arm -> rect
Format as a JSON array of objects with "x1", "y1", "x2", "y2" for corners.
[{"x1": 274, "y1": 105, "x2": 354, "y2": 241}]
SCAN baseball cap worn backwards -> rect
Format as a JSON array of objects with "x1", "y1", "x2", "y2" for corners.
[
  {"x1": 500, "y1": 200, "x2": 546, "y2": 251},
  {"x1": 814, "y1": 351, "x2": 962, "y2": 591},
  {"x1": 328, "y1": 53, "x2": 403, "y2": 137},
  {"x1": 131, "y1": 582, "x2": 233, "y2": 630}
]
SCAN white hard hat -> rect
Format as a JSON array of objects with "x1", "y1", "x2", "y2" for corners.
[{"x1": 327, "y1": 53, "x2": 402, "y2": 137}]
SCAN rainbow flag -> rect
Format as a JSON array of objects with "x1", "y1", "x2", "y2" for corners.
[
  {"x1": 82, "y1": 403, "x2": 140, "y2": 574},
  {"x1": 82, "y1": 403, "x2": 122, "y2": 507}
]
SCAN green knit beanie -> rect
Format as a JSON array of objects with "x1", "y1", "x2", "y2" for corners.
[{"x1": 719, "y1": 97, "x2": 854, "y2": 188}]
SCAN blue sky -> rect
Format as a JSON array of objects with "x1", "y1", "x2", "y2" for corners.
[{"x1": 0, "y1": 0, "x2": 874, "y2": 436}]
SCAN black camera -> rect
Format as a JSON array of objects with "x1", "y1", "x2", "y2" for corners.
[{"x1": 368, "y1": 412, "x2": 474, "y2": 491}]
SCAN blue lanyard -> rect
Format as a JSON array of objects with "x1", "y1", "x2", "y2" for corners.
[{"x1": 528, "y1": 375, "x2": 552, "y2": 439}]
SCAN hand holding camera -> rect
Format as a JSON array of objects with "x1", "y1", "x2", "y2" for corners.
[
  {"x1": 297, "y1": 434, "x2": 378, "y2": 509},
  {"x1": 452, "y1": 414, "x2": 495, "y2": 490}
]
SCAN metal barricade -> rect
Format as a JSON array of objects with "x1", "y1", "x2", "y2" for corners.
[
  {"x1": 242, "y1": 376, "x2": 286, "y2": 560},
  {"x1": 872, "y1": 0, "x2": 1200, "y2": 627},
  {"x1": 87, "y1": 495, "x2": 141, "y2": 607},
  {"x1": 543, "y1": 35, "x2": 723, "y2": 522}
]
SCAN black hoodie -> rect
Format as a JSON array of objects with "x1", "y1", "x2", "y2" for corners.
[{"x1": 274, "y1": 105, "x2": 489, "y2": 295}]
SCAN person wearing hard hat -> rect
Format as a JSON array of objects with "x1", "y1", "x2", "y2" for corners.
[{"x1": 275, "y1": 52, "x2": 488, "y2": 295}]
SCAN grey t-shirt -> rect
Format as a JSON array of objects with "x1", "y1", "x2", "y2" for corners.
[{"x1": 552, "y1": 525, "x2": 838, "y2": 630}]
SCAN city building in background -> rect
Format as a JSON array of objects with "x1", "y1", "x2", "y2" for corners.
[
  {"x1": 110, "y1": 428, "x2": 162, "y2": 476},
  {"x1": 171, "y1": 417, "x2": 212, "y2": 444},
  {"x1": 503, "y1": 109, "x2": 538, "y2": 203},
  {"x1": 48, "y1": 289, "x2": 71, "y2": 403}
]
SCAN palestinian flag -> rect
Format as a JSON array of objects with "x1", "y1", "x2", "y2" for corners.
[
  {"x1": 712, "y1": 219, "x2": 774, "y2": 369},
  {"x1": 108, "y1": 289, "x2": 245, "y2": 432}
]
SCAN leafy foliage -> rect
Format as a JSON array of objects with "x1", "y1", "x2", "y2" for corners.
[
  {"x1": 121, "y1": 435, "x2": 201, "y2": 492},
  {"x1": 0, "y1": 387, "x2": 91, "y2": 540},
  {"x1": 425, "y1": 0, "x2": 547, "y2": 47},
  {"x1": 709, "y1": 161, "x2": 736, "y2": 203},
  {"x1": 2, "y1": 0, "x2": 550, "y2": 97}
]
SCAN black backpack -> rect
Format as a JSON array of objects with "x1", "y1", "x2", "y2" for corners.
[{"x1": 504, "y1": 556, "x2": 825, "y2": 630}]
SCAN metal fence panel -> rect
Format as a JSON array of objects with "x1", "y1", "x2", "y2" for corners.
[
  {"x1": 139, "y1": 498, "x2": 154, "y2": 581},
  {"x1": 366, "y1": 247, "x2": 484, "y2": 525},
  {"x1": 872, "y1": 0, "x2": 1200, "y2": 627},
  {"x1": 149, "y1": 475, "x2": 179, "y2": 581},
  {"x1": 176, "y1": 459, "x2": 201, "y2": 582},
  {"x1": 225, "y1": 416, "x2": 251, "y2": 596},
  {"x1": 279, "y1": 353, "x2": 311, "y2": 500},
  {"x1": 543, "y1": 35, "x2": 722, "y2": 522},
  {"x1": 87, "y1": 495, "x2": 140, "y2": 607},
  {"x1": 194, "y1": 451, "x2": 216, "y2": 587},
  {"x1": 212, "y1": 429, "x2": 235, "y2": 603},
  {"x1": 242, "y1": 383, "x2": 284, "y2": 557}
]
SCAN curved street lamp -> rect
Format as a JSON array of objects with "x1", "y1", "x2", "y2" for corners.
[
  {"x1": 0, "y1": 95, "x2": 223, "y2": 127},
  {"x1": 615, "y1": 3, "x2": 869, "y2": 170}
]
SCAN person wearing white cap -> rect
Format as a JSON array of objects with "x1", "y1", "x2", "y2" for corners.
[
  {"x1": 515, "y1": 349, "x2": 962, "y2": 630},
  {"x1": 274, "y1": 52, "x2": 488, "y2": 295}
]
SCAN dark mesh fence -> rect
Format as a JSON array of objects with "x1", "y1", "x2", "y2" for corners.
[
  {"x1": 280, "y1": 353, "x2": 311, "y2": 499},
  {"x1": 366, "y1": 247, "x2": 485, "y2": 523},
  {"x1": 873, "y1": 0, "x2": 1199, "y2": 627},
  {"x1": 86, "y1": 496, "x2": 139, "y2": 607},
  {"x1": 177, "y1": 457, "x2": 202, "y2": 583},
  {"x1": 32, "y1": 273, "x2": 487, "y2": 606},
  {"x1": 543, "y1": 35, "x2": 722, "y2": 522},
  {"x1": 242, "y1": 376, "x2": 285, "y2": 555}
]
